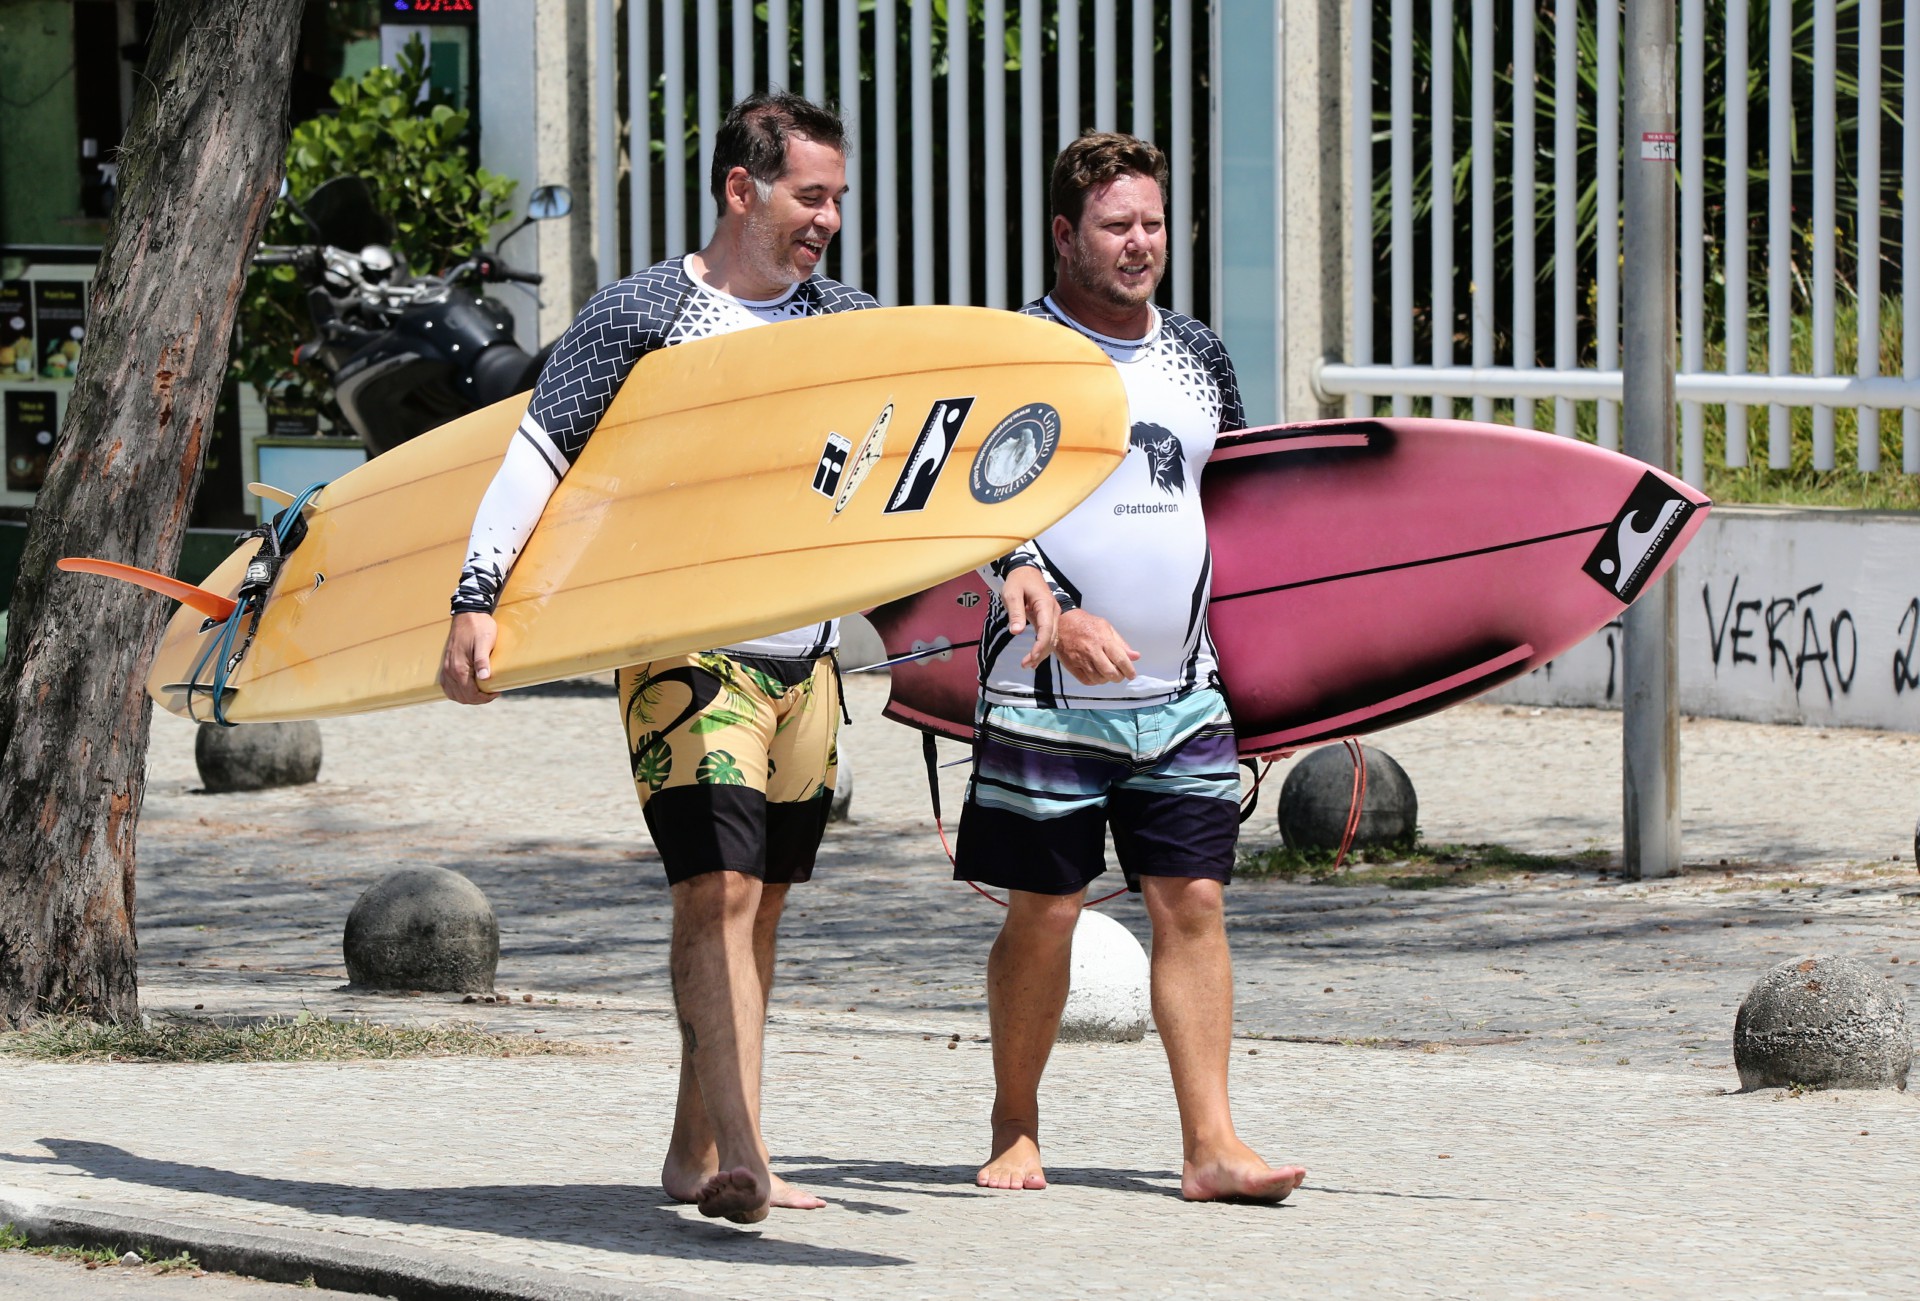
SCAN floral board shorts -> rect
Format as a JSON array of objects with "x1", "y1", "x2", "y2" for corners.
[{"x1": 616, "y1": 650, "x2": 839, "y2": 886}]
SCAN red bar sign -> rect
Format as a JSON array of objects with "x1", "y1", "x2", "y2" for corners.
[{"x1": 1640, "y1": 132, "x2": 1677, "y2": 161}]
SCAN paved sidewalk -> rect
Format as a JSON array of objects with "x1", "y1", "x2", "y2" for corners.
[{"x1": 1, "y1": 678, "x2": 1916, "y2": 1298}]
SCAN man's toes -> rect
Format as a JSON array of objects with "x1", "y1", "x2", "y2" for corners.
[{"x1": 695, "y1": 1168, "x2": 769, "y2": 1223}]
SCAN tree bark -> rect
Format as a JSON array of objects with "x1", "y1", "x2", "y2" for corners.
[{"x1": 0, "y1": 2, "x2": 305, "y2": 1027}]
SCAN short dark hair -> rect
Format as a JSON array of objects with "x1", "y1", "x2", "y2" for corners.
[
  {"x1": 1049, "y1": 131, "x2": 1170, "y2": 228},
  {"x1": 709, "y1": 92, "x2": 849, "y2": 205}
]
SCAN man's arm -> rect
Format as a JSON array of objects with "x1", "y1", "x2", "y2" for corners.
[{"x1": 439, "y1": 276, "x2": 663, "y2": 703}]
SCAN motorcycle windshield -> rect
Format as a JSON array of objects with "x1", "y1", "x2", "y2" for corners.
[{"x1": 303, "y1": 176, "x2": 393, "y2": 250}]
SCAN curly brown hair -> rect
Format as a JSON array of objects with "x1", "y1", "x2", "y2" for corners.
[{"x1": 1048, "y1": 132, "x2": 1170, "y2": 228}]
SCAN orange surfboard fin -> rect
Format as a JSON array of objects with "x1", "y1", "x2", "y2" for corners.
[{"x1": 57, "y1": 558, "x2": 239, "y2": 622}]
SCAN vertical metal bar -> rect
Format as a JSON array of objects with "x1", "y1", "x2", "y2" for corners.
[
  {"x1": 1208, "y1": 0, "x2": 1222, "y2": 328},
  {"x1": 1857, "y1": 0, "x2": 1882, "y2": 471},
  {"x1": 1171, "y1": 0, "x2": 1193, "y2": 316},
  {"x1": 595, "y1": 0, "x2": 619, "y2": 284},
  {"x1": 1512, "y1": 0, "x2": 1537, "y2": 430},
  {"x1": 1132, "y1": 0, "x2": 1154, "y2": 142},
  {"x1": 1470, "y1": 0, "x2": 1494, "y2": 423},
  {"x1": 1597, "y1": 0, "x2": 1620, "y2": 449},
  {"x1": 946, "y1": 0, "x2": 970, "y2": 304},
  {"x1": 912, "y1": 0, "x2": 933, "y2": 304},
  {"x1": 1723, "y1": 0, "x2": 1748, "y2": 467},
  {"x1": 1430, "y1": 0, "x2": 1453, "y2": 418},
  {"x1": 630, "y1": 0, "x2": 652, "y2": 271},
  {"x1": 1022, "y1": 0, "x2": 1043, "y2": 305},
  {"x1": 985, "y1": 1, "x2": 1007, "y2": 308},
  {"x1": 1908, "y1": 0, "x2": 1919, "y2": 472},
  {"x1": 664, "y1": 0, "x2": 687, "y2": 256},
  {"x1": 1389, "y1": 0, "x2": 1413, "y2": 418},
  {"x1": 768, "y1": 0, "x2": 789, "y2": 90},
  {"x1": 699, "y1": 0, "x2": 722, "y2": 243},
  {"x1": 1811, "y1": 0, "x2": 1836, "y2": 469},
  {"x1": 1554, "y1": 0, "x2": 1576, "y2": 436},
  {"x1": 1095, "y1": 0, "x2": 1116, "y2": 131},
  {"x1": 733, "y1": 0, "x2": 753, "y2": 95},
  {"x1": 804, "y1": 0, "x2": 826, "y2": 103},
  {"x1": 838, "y1": 0, "x2": 864, "y2": 290},
  {"x1": 1679, "y1": 0, "x2": 1704, "y2": 484},
  {"x1": 877, "y1": 0, "x2": 899, "y2": 305},
  {"x1": 1621, "y1": 0, "x2": 1680, "y2": 879},
  {"x1": 1767, "y1": 0, "x2": 1792, "y2": 467},
  {"x1": 1059, "y1": 0, "x2": 1081, "y2": 147},
  {"x1": 1352, "y1": 0, "x2": 1374, "y2": 416}
]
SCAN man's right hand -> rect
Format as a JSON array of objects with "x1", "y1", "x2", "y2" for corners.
[
  {"x1": 439, "y1": 612, "x2": 500, "y2": 705},
  {"x1": 1054, "y1": 609, "x2": 1140, "y2": 685}
]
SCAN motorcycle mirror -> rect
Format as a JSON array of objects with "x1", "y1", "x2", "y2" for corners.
[{"x1": 526, "y1": 185, "x2": 572, "y2": 221}]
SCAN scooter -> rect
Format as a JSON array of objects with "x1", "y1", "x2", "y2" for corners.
[{"x1": 257, "y1": 176, "x2": 572, "y2": 455}]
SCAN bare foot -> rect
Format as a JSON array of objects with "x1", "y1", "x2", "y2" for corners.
[
  {"x1": 669, "y1": 1163, "x2": 822, "y2": 1210},
  {"x1": 1182, "y1": 1139, "x2": 1306, "y2": 1203},
  {"x1": 661, "y1": 1149, "x2": 716, "y2": 1205},
  {"x1": 770, "y1": 1173, "x2": 827, "y2": 1209},
  {"x1": 695, "y1": 1166, "x2": 770, "y2": 1223},
  {"x1": 976, "y1": 1123, "x2": 1048, "y2": 1190}
]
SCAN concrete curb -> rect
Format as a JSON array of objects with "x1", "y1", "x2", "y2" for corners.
[{"x1": 0, "y1": 1187, "x2": 689, "y2": 1301}]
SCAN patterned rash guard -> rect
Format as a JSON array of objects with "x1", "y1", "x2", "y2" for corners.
[
  {"x1": 978, "y1": 296, "x2": 1246, "y2": 709},
  {"x1": 450, "y1": 255, "x2": 878, "y2": 657}
]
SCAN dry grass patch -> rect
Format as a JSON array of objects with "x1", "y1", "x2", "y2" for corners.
[
  {"x1": 1239, "y1": 840, "x2": 1610, "y2": 889},
  {"x1": 0, "y1": 1012, "x2": 599, "y2": 1064}
]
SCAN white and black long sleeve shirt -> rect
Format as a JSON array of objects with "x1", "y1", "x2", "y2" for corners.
[{"x1": 450, "y1": 255, "x2": 878, "y2": 658}]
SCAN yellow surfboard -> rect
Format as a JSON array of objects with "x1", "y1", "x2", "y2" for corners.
[{"x1": 112, "y1": 306, "x2": 1127, "y2": 723}]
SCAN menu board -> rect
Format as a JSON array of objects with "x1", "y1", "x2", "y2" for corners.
[
  {"x1": 0, "y1": 282, "x2": 31, "y2": 383},
  {"x1": 32, "y1": 282, "x2": 86, "y2": 381},
  {"x1": 5, "y1": 390, "x2": 57, "y2": 491}
]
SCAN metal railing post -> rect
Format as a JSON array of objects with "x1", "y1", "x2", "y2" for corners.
[{"x1": 1621, "y1": 0, "x2": 1680, "y2": 879}]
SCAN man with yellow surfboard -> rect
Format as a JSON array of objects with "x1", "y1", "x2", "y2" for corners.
[
  {"x1": 958, "y1": 134, "x2": 1308, "y2": 1203},
  {"x1": 438, "y1": 94, "x2": 1059, "y2": 1225}
]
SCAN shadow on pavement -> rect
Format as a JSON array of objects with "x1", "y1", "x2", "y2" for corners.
[{"x1": 5, "y1": 1139, "x2": 909, "y2": 1268}]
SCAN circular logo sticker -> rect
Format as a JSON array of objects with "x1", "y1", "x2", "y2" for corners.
[{"x1": 969, "y1": 403, "x2": 1060, "y2": 504}]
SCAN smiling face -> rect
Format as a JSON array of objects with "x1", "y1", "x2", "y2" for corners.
[
  {"x1": 732, "y1": 134, "x2": 848, "y2": 292},
  {"x1": 1052, "y1": 171, "x2": 1167, "y2": 332}
]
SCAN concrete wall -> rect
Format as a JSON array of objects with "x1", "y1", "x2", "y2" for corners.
[
  {"x1": 1492, "y1": 507, "x2": 1920, "y2": 732},
  {"x1": 1216, "y1": 0, "x2": 1349, "y2": 425},
  {"x1": 476, "y1": 0, "x2": 599, "y2": 350}
]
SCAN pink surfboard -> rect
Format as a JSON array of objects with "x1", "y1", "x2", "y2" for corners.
[{"x1": 863, "y1": 417, "x2": 1710, "y2": 756}]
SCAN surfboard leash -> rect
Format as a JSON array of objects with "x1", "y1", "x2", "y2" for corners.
[
  {"x1": 1330, "y1": 738, "x2": 1369, "y2": 872},
  {"x1": 182, "y1": 482, "x2": 327, "y2": 727}
]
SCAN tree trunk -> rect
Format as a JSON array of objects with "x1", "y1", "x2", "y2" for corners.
[{"x1": 0, "y1": 2, "x2": 305, "y2": 1027}]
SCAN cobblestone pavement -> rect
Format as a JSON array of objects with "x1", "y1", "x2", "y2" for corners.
[{"x1": 2, "y1": 678, "x2": 1916, "y2": 1297}]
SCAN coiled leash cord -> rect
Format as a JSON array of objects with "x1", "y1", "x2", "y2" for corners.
[{"x1": 183, "y1": 482, "x2": 327, "y2": 727}]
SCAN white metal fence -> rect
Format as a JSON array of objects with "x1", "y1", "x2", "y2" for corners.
[
  {"x1": 1320, "y1": 0, "x2": 1920, "y2": 482},
  {"x1": 590, "y1": 1, "x2": 1215, "y2": 322}
]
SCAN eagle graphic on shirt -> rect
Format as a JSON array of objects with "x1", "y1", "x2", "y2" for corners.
[{"x1": 1130, "y1": 421, "x2": 1186, "y2": 495}]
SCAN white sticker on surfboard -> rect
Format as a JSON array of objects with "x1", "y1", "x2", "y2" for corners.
[{"x1": 833, "y1": 402, "x2": 894, "y2": 515}]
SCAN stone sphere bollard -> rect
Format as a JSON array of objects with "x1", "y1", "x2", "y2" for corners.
[
  {"x1": 1276, "y1": 744, "x2": 1418, "y2": 852},
  {"x1": 195, "y1": 721, "x2": 322, "y2": 793},
  {"x1": 830, "y1": 750, "x2": 852, "y2": 823},
  {"x1": 343, "y1": 867, "x2": 499, "y2": 994},
  {"x1": 1733, "y1": 954, "x2": 1912, "y2": 1092},
  {"x1": 1058, "y1": 908, "x2": 1150, "y2": 1043}
]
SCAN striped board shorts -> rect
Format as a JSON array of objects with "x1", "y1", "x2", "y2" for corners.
[{"x1": 954, "y1": 687, "x2": 1241, "y2": 895}]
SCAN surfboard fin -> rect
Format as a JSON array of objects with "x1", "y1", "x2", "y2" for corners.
[
  {"x1": 247, "y1": 482, "x2": 297, "y2": 508},
  {"x1": 57, "y1": 557, "x2": 239, "y2": 621}
]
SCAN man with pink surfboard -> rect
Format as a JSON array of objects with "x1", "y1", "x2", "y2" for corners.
[{"x1": 958, "y1": 132, "x2": 1306, "y2": 1203}]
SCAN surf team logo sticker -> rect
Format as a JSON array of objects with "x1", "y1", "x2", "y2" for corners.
[
  {"x1": 810, "y1": 432, "x2": 853, "y2": 499},
  {"x1": 884, "y1": 397, "x2": 975, "y2": 514},
  {"x1": 1582, "y1": 471, "x2": 1696, "y2": 604},
  {"x1": 833, "y1": 402, "x2": 894, "y2": 515},
  {"x1": 969, "y1": 403, "x2": 1060, "y2": 505}
]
